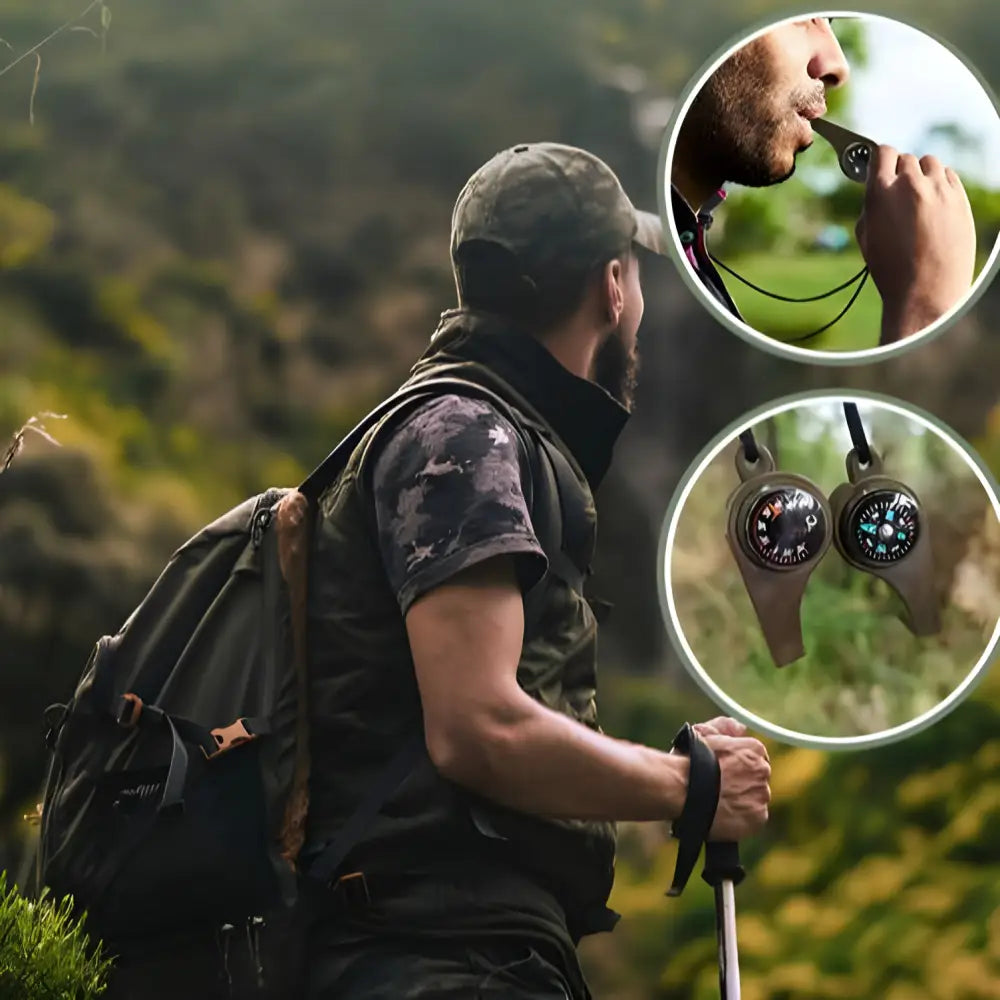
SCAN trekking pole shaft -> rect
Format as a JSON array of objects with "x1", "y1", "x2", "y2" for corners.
[
  {"x1": 717, "y1": 880, "x2": 740, "y2": 1000},
  {"x1": 703, "y1": 841, "x2": 744, "y2": 1000}
]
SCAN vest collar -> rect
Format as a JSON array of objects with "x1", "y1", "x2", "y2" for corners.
[
  {"x1": 671, "y1": 183, "x2": 726, "y2": 237},
  {"x1": 414, "y1": 309, "x2": 630, "y2": 490}
]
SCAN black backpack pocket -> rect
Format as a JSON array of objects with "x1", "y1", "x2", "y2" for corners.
[{"x1": 91, "y1": 739, "x2": 281, "y2": 942}]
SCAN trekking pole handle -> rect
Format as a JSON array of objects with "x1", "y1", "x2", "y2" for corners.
[{"x1": 702, "y1": 841, "x2": 745, "y2": 888}]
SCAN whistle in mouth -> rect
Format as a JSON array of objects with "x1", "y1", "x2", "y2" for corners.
[{"x1": 812, "y1": 118, "x2": 877, "y2": 183}]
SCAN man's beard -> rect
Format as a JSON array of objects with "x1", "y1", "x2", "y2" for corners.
[
  {"x1": 592, "y1": 328, "x2": 639, "y2": 410},
  {"x1": 680, "y1": 39, "x2": 822, "y2": 188}
]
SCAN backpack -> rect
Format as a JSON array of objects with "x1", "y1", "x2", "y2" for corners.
[{"x1": 33, "y1": 374, "x2": 577, "y2": 988}]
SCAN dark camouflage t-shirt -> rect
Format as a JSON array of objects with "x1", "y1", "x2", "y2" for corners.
[{"x1": 371, "y1": 394, "x2": 548, "y2": 614}]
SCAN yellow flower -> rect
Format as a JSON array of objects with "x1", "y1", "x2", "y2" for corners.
[
  {"x1": 896, "y1": 764, "x2": 964, "y2": 809},
  {"x1": 835, "y1": 855, "x2": 910, "y2": 907},
  {"x1": 770, "y1": 747, "x2": 827, "y2": 799}
]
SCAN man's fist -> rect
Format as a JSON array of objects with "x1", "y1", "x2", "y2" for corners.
[
  {"x1": 702, "y1": 733, "x2": 771, "y2": 842},
  {"x1": 693, "y1": 716, "x2": 747, "y2": 739},
  {"x1": 856, "y1": 145, "x2": 976, "y2": 343}
]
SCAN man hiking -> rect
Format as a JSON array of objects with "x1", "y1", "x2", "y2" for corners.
[
  {"x1": 671, "y1": 15, "x2": 977, "y2": 344},
  {"x1": 301, "y1": 142, "x2": 772, "y2": 999}
]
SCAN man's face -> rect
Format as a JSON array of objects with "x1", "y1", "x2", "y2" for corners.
[
  {"x1": 681, "y1": 17, "x2": 850, "y2": 187},
  {"x1": 593, "y1": 252, "x2": 643, "y2": 410}
]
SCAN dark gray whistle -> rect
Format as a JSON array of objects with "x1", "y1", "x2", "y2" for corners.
[{"x1": 812, "y1": 118, "x2": 877, "y2": 183}]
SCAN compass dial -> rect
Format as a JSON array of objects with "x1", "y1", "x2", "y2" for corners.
[
  {"x1": 744, "y1": 487, "x2": 827, "y2": 568},
  {"x1": 848, "y1": 489, "x2": 919, "y2": 563}
]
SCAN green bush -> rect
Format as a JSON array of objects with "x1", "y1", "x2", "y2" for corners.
[{"x1": 0, "y1": 872, "x2": 110, "y2": 999}]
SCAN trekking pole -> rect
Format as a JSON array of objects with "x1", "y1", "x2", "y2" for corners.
[
  {"x1": 665, "y1": 723, "x2": 745, "y2": 1000},
  {"x1": 702, "y1": 841, "x2": 745, "y2": 1000}
]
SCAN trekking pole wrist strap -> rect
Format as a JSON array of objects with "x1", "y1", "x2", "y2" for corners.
[{"x1": 666, "y1": 722, "x2": 721, "y2": 897}]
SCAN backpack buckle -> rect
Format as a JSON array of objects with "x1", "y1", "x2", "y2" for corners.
[
  {"x1": 203, "y1": 718, "x2": 257, "y2": 760},
  {"x1": 330, "y1": 871, "x2": 371, "y2": 913},
  {"x1": 116, "y1": 693, "x2": 143, "y2": 728}
]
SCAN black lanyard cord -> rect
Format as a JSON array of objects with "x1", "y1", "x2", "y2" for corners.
[
  {"x1": 786, "y1": 268, "x2": 870, "y2": 343},
  {"x1": 843, "y1": 401, "x2": 872, "y2": 466},
  {"x1": 738, "y1": 429, "x2": 760, "y2": 464},
  {"x1": 709, "y1": 253, "x2": 869, "y2": 304},
  {"x1": 699, "y1": 212, "x2": 872, "y2": 338},
  {"x1": 708, "y1": 249, "x2": 871, "y2": 342}
]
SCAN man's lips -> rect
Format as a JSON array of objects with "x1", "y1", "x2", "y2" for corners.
[{"x1": 798, "y1": 103, "x2": 827, "y2": 121}]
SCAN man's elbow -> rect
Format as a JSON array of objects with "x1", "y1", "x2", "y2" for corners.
[{"x1": 424, "y1": 710, "x2": 520, "y2": 790}]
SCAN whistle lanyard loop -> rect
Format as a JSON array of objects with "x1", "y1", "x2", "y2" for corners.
[
  {"x1": 739, "y1": 429, "x2": 760, "y2": 464},
  {"x1": 742, "y1": 404, "x2": 870, "y2": 471},
  {"x1": 843, "y1": 401, "x2": 872, "y2": 466}
]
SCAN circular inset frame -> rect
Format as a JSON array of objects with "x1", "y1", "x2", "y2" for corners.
[
  {"x1": 656, "y1": 389, "x2": 1000, "y2": 750},
  {"x1": 657, "y1": 9, "x2": 1000, "y2": 366}
]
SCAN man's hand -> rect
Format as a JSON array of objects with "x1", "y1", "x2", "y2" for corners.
[
  {"x1": 693, "y1": 716, "x2": 746, "y2": 739},
  {"x1": 702, "y1": 733, "x2": 771, "y2": 842},
  {"x1": 856, "y1": 145, "x2": 976, "y2": 344}
]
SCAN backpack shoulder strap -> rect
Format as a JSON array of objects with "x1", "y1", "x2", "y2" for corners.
[
  {"x1": 527, "y1": 436, "x2": 583, "y2": 594},
  {"x1": 304, "y1": 732, "x2": 424, "y2": 886},
  {"x1": 299, "y1": 376, "x2": 530, "y2": 503},
  {"x1": 300, "y1": 373, "x2": 565, "y2": 597}
]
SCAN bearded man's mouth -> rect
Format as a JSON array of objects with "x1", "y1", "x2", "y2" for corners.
[{"x1": 797, "y1": 101, "x2": 827, "y2": 121}]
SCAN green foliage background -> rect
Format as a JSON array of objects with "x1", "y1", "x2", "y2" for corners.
[{"x1": 0, "y1": 1, "x2": 998, "y2": 997}]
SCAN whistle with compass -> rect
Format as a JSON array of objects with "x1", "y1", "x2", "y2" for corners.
[
  {"x1": 830, "y1": 446, "x2": 941, "y2": 637},
  {"x1": 725, "y1": 441, "x2": 832, "y2": 667},
  {"x1": 812, "y1": 118, "x2": 877, "y2": 183}
]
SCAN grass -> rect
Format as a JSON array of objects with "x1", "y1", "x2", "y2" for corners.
[{"x1": 0, "y1": 872, "x2": 110, "y2": 999}]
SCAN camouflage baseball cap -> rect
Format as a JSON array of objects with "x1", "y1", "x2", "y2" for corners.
[{"x1": 450, "y1": 142, "x2": 666, "y2": 296}]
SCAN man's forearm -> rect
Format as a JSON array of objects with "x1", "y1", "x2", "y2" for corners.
[
  {"x1": 880, "y1": 295, "x2": 953, "y2": 345},
  {"x1": 430, "y1": 690, "x2": 691, "y2": 823}
]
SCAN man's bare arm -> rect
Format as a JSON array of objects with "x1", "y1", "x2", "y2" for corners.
[
  {"x1": 406, "y1": 555, "x2": 770, "y2": 841},
  {"x1": 406, "y1": 555, "x2": 690, "y2": 822}
]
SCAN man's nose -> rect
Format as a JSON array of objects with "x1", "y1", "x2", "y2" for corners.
[{"x1": 808, "y1": 19, "x2": 850, "y2": 89}]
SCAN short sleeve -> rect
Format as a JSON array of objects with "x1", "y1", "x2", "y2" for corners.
[{"x1": 371, "y1": 394, "x2": 549, "y2": 614}]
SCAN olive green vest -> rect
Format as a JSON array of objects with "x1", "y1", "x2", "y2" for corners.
[{"x1": 305, "y1": 311, "x2": 628, "y2": 936}]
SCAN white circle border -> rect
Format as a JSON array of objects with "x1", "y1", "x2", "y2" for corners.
[
  {"x1": 656, "y1": 8, "x2": 1000, "y2": 367},
  {"x1": 656, "y1": 388, "x2": 1000, "y2": 750}
]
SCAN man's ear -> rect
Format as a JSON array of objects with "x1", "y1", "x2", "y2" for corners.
[{"x1": 601, "y1": 258, "x2": 626, "y2": 328}]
